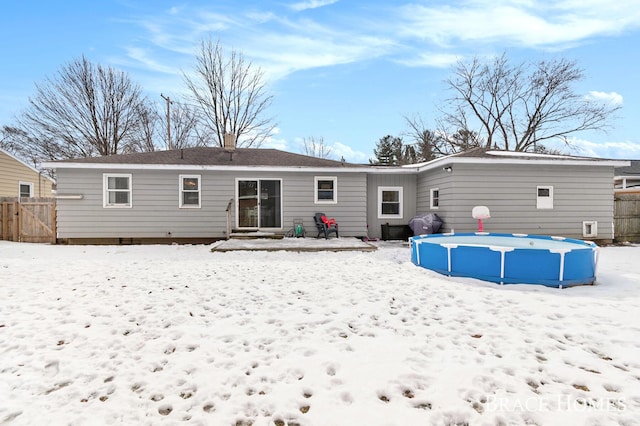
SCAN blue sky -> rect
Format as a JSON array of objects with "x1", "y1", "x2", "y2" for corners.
[{"x1": 1, "y1": 0, "x2": 639, "y2": 162}]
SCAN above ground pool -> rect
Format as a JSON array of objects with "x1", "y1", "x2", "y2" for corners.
[{"x1": 410, "y1": 233, "x2": 598, "y2": 288}]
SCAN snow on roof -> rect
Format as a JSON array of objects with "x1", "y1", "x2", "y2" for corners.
[{"x1": 485, "y1": 150, "x2": 579, "y2": 159}]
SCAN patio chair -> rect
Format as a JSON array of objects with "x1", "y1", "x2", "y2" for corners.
[{"x1": 314, "y1": 213, "x2": 339, "y2": 239}]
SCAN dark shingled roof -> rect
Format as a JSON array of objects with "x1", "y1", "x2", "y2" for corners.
[
  {"x1": 615, "y1": 160, "x2": 640, "y2": 175},
  {"x1": 52, "y1": 147, "x2": 363, "y2": 168}
]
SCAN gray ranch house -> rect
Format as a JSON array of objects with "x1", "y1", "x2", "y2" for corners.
[{"x1": 43, "y1": 146, "x2": 628, "y2": 244}]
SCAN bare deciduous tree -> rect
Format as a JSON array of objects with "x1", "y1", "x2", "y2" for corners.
[
  {"x1": 16, "y1": 55, "x2": 154, "y2": 159},
  {"x1": 302, "y1": 136, "x2": 333, "y2": 159},
  {"x1": 0, "y1": 126, "x2": 56, "y2": 177},
  {"x1": 1, "y1": 126, "x2": 21, "y2": 153},
  {"x1": 164, "y1": 101, "x2": 203, "y2": 150},
  {"x1": 439, "y1": 127, "x2": 483, "y2": 152},
  {"x1": 1, "y1": 126, "x2": 35, "y2": 165},
  {"x1": 183, "y1": 38, "x2": 275, "y2": 148},
  {"x1": 404, "y1": 114, "x2": 449, "y2": 160},
  {"x1": 442, "y1": 53, "x2": 620, "y2": 152},
  {"x1": 130, "y1": 101, "x2": 160, "y2": 153}
]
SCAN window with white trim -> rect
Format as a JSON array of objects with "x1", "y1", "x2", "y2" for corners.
[
  {"x1": 536, "y1": 186, "x2": 553, "y2": 209},
  {"x1": 314, "y1": 176, "x2": 337, "y2": 204},
  {"x1": 180, "y1": 175, "x2": 201, "y2": 208},
  {"x1": 19, "y1": 181, "x2": 33, "y2": 198},
  {"x1": 378, "y1": 186, "x2": 403, "y2": 218},
  {"x1": 103, "y1": 174, "x2": 132, "y2": 208},
  {"x1": 430, "y1": 188, "x2": 440, "y2": 209}
]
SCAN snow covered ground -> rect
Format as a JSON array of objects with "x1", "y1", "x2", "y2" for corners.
[{"x1": 1, "y1": 240, "x2": 639, "y2": 426}]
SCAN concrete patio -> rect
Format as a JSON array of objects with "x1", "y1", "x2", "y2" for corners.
[{"x1": 210, "y1": 237, "x2": 378, "y2": 252}]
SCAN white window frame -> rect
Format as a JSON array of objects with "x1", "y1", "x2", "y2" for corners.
[
  {"x1": 314, "y1": 176, "x2": 338, "y2": 204},
  {"x1": 18, "y1": 181, "x2": 34, "y2": 198},
  {"x1": 536, "y1": 185, "x2": 554, "y2": 209},
  {"x1": 103, "y1": 173, "x2": 132, "y2": 208},
  {"x1": 179, "y1": 174, "x2": 201, "y2": 208},
  {"x1": 582, "y1": 221, "x2": 598, "y2": 238},
  {"x1": 430, "y1": 188, "x2": 440, "y2": 209},
  {"x1": 378, "y1": 186, "x2": 403, "y2": 219}
]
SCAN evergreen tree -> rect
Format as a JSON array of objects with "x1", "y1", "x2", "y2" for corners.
[{"x1": 372, "y1": 135, "x2": 403, "y2": 165}]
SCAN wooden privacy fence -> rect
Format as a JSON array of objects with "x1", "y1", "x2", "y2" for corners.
[
  {"x1": 0, "y1": 198, "x2": 56, "y2": 243},
  {"x1": 614, "y1": 191, "x2": 640, "y2": 242}
]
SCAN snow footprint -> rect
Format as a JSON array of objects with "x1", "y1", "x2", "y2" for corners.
[
  {"x1": 158, "y1": 404, "x2": 172, "y2": 416},
  {"x1": 44, "y1": 360, "x2": 59, "y2": 377},
  {"x1": 326, "y1": 365, "x2": 337, "y2": 376}
]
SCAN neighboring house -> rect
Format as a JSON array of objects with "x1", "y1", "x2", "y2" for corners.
[
  {"x1": 0, "y1": 147, "x2": 55, "y2": 198},
  {"x1": 614, "y1": 160, "x2": 640, "y2": 189},
  {"x1": 43, "y1": 145, "x2": 628, "y2": 244}
]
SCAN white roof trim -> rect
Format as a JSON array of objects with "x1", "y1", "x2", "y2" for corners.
[
  {"x1": 614, "y1": 175, "x2": 640, "y2": 179},
  {"x1": 402, "y1": 151, "x2": 460, "y2": 169},
  {"x1": 415, "y1": 156, "x2": 629, "y2": 172},
  {"x1": 363, "y1": 167, "x2": 416, "y2": 174},
  {"x1": 41, "y1": 162, "x2": 378, "y2": 173},
  {"x1": 0, "y1": 147, "x2": 56, "y2": 183},
  {"x1": 42, "y1": 154, "x2": 630, "y2": 173},
  {"x1": 485, "y1": 150, "x2": 579, "y2": 159}
]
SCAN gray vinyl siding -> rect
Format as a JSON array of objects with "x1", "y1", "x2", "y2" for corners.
[
  {"x1": 283, "y1": 172, "x2": 367, "y2": 238},
  {"x1": 55, "y1": 168, "x2": 367, "y2": 239},
  {"x1": 417, "y1": 163, "x2": 616, "y2": 240},
  {"x1": 417, "y1": 168, "x2": 454, "y2": 232},
  {"x1": 54, "y1": 160, "x2": 616, "y2": 242},
  {"x1": 56, "y1": 169, "x2": 227, "y2": 238},
  {"x1": 366, "y1": 173, "x2": 417, "y2": 239}
]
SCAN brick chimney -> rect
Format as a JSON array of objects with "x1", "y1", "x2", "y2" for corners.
[{"x1": 223, "y1": 133, "x2": 236, "y2": 151}]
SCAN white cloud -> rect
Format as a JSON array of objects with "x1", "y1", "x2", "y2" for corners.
[
  {"x1": 396, "y1": 52, "x2": 461, "y2": 68},
  {"x1": 285, "y1": 137, "x2": 368, "y2": 163},
  {"x1": 127, "y1": 7, "x2": 394, "y2": 82},
  {"x1": 259, "y1": 128, "x2": 290, "y2": 151},
  {"x1": 241, "y1": 28, "x2": 394, "y2": 81},
  {"x1": 128, "y1": 12, "x2": 234, "y2": 57},
  {"x1": 330, "y1": 141, "x2": 369, "y2": 164},
  {"x1": 192, "y1": 12, "x2": 235, "y2": 33},
  {"x1": 586, "y1": 91, "x2": 624, "y2": 105},
  {"x1": 260, "y1": 137, "x2": 289, "y2": 151},
  {"x1": 245, "y1": 11, "x2": 278, "y2": 24},
  {"x1": 123, "y1": 47, "x2": 179, "y2": 74},
  {"x1": 554, "y1": 137, "x2": 640, "y2": 159},
  {"x1": 122, "y1": 0, "x2": 640, "y2": 90},
  {"x1": 289, "y1": 0, "x2": 339, "y2": 12},
  {"x1": 397, "y1": 0, "x2": 640, "y2": 49}
]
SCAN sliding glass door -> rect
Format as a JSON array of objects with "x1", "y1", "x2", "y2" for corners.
[{"x1": 237, "y1": 179, "x2": 282, "y2": 229}]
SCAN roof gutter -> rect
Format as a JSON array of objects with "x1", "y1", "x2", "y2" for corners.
[
  {"x1": 40, "y1": 162, "x2": 407, "y2": 174},
  {"x1": 414, "y1": 157, "x2": 630, "y2": 173},
  {"x1": 42, "y1": 157, "x2": 630, "y2": 173}
]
